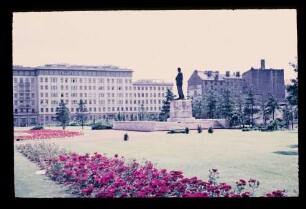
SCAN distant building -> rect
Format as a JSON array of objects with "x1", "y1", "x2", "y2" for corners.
[
  {"x1": 187, "y1": 70, "x2": 246, "y2": 99},
  {"x1": 13, "y1": 64, "x2": 173, "y2": 126},
  {"x1": 242, "y1": 59, "x2": 285, "y2": 100},
  {"x1": 132, "y1": 79, "x2": 173, "y2": 120}
]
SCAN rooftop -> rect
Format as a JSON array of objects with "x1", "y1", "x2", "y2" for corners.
[
  {"x1": 13, "y1": 65, "x2": 36, "y2": 70},
  {"x1": 133, "y1": 79, "x2": 173, "y2": 85},
  {"x1": 196, "y1": 71, "x2": 242, "y2": 81},
  {"x1": 13, "y1": 64, "x2": 133, "y2": 72}
]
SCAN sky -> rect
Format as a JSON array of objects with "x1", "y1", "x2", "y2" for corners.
[{"x1": 13, "y1": 10, "x2": 297, "y2": 89}]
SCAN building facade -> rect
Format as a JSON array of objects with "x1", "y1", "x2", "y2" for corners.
[
  {"x1": 133, "y1": 79, "x2": 173, "y2": 120},
  {"x1": 187, "y1": 70, "x2": 246, "y2": 99},
  {"x1": 187, "y1": 59, "x2": 285, "y2": 101},
  {"x1": 13, "y1": 64, "x2": 173, "y2": 126},
  {"x1": 242, "y1": 59, "x2": 285, "y2": 100}
]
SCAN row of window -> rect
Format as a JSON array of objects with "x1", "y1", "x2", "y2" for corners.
[
  {"x1": 14, "y1": 93, "x2": 35, "y2": 98},
  {"x1": 38, "y1": 85, "x2": 170, "y2": 91},
  {"x1": 13, "y1": 78, "x2": 35, "y2": 83},
  {"x1": 39, "y1": 77, "x2": 132, "y2": 84},
  {"x1": 37, "y1": 70, "x2": 132, "y2": 77},
  {"x1": 39, "y1": 99, "x2": 163, "y2": 105},
  {"x1": 38, "y1": 106, "x2": 161, "y2": 113},
  {"x1": 14, "y1": 108, "x2": 35, "y2": 113},
  {"x1": 38, "y1": 91, "x2": 166, "y2": 98},
  {"x1": 14, "y1": 100, "x2": 35, "y2": 106},
  {"x1": 202, "y1": 81, "x2": 243, "y2": 86}
]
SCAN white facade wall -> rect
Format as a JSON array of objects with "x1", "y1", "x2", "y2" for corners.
[{"x1": 13, "y1": 65, "x2": 174, "y2": 126}]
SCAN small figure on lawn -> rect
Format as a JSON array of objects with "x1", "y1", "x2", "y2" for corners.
[
  {"x1": 124, "y1": 133, "x2": 129, "y2": 141},
  {"x1": 197, "y1": 125, "x2": 202, "y2": 133}
]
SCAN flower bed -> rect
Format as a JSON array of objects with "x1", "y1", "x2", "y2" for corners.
[
  {"x1": 16, "y1": 143, "x2": 287, "y2": 198},
  {"x1": 14, "y1": 129, "x2": 83, "y2": 141}
]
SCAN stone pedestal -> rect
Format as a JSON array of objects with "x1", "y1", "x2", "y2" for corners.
[{"x1": 167, "y1": 99, "x2": 196, "y2": 122}]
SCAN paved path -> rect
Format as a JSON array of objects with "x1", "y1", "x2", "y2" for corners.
[{"x1": 14, "y1": 148, "x2": 72, "y2": 198}]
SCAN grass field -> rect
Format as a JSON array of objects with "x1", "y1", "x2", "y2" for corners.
[{"x1": 14, "y1": 127, "x2": 298, "y2": 197}]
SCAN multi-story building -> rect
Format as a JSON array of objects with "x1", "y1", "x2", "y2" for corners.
[
  {"x1": 187, "y1": 70, "x2": 246, "y2": 99},
  {"x1": 242, "y1": 59, "x2": 285, "y2": 100},
  {"x1": 132, "y1": 79, "x2": 173, "y2": 120},
  {"x1": 13, "y1": 66, "x2": 38, "y2": 127},
  {"x1": 13, "y1": 64, "x2": 173, "y2": 126}
]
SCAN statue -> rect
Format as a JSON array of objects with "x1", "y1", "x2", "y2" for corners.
[{"x1": 175, "y1": 67, "x2": 185, "y2": 100}]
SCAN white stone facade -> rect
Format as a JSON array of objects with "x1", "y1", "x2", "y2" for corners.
[{"x1": 13, "y1": 64, "x2": 173, "y2": 126}]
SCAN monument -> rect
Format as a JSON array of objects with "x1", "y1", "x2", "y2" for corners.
[
  {"x1": 113, "y1": 67, "x2": 228, "y2": 131},
  {"x1": 167, "y1": 67, "x2": 196, "y2": 122}
]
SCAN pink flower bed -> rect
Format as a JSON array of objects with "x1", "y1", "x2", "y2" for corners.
[
  {"x1": 16, "y1": 143, "x2": 287, "y2": 198},
  {"x1": 14, "y1": 130, "x2": 83, "y2": 141},
  {"x1": 46, "y1": 154, "x2": 286, "y2": 198}
]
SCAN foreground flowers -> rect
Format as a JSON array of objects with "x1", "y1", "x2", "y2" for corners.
[
  {"x1": 14, "y1": 129, "x2": 83, "y2": 141},
  {"x1": 16, "y1": 143, "x2": 287, "y2": 198}
]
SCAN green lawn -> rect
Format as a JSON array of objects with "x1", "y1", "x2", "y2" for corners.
[
  {"x1": 14, "y1": 148, "x2": 73, "y2": 198},
  {"x1": 14, "y1": 127, "x2": 298, "y2": 197}
]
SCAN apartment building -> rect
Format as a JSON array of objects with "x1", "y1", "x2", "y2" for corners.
[
  {"x1": 187, "y1": 70, "x2": 246, "y2": 99},
  {"x1": 13, "y1": 64, "x2": 173, "y2": 126}
]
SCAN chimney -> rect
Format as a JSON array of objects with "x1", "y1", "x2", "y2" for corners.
[
  {"x1": 225, "y1": 71, "x2": 230, "y2": 77},
  {"x1": 261, "y1": 59, "x2": 265, "y2": 70},
  {"x1": 236, "y1": 71, "x2": 240, "y2": 77},
  {"x1": 194, "y1": 70, "x2": 198, "y2": 74},
  {"x1": 215, "y1": 74, "x2": 219, "y2": 80},
  {"x1": 207, "y1": 71, "x2": 212, "y2": 77}
]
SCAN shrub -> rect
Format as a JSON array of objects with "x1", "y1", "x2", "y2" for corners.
[
  {"x1": 197, "y1": 125, "x2": 202, "y2": 133},
  {"x1": 167, "y1": 129, "x2": 186, "y2": 134},
  {"x1": 208, "y1": 127, "x2": 214, "y2": 134},
  {"x1": 185, "y1": 127, "x2": 189, "y2": 134},
  {"x1": 31, "y1": 125, "x2": 44, "y2": 130},
  {"x1": 91, "y1": 123, "x2": 113, "y2": 130},
  {"x1": 16, "y1": 143, "x2": 287, "y2": 198}
]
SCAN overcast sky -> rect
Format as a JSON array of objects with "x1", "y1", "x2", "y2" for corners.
[{"x1": 13, "y1": 10, "x2": 297, "y2": 88}]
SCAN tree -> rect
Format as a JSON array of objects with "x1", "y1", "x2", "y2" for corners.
[
  {"x1": 192, "y1": 97, "x2": 204, "y2": 119},
  {"x1": 140, "y1": 103, "x2": 146, "y2": 121},
  {"x1": 159, "y1": 89, "x2": 175, "y2": 121},
  {"x1": 219, "y1": 90, "x2": 234, "y2": 120},
  {"x1": 244, "y1": 89, "x2": 260, "y2": 127},
  {"x1": 76, "y1": 99, "x2": 88, "y2": 129},
  {"x1": 282, "y1": 104, "x2": 292, "y2": 129},
  {"x1": 259, "y1": 95, "x2": 269, "y2": 125},
  {"x1": 55, "y1": 99, "x2": 70, "y2": 130},
  {"x1": 233, "y1": 95, "x2": 246, "y2": 128},
  {"x1": 116, "y1": 112, "x2": 122, "y2": 121},
  {"x1": 265, "y1": 94, "x2": 280, "y2": 120},
  {"x1": 205, "y1": 91, "x2": 218, "y2": 119},
  {"x1": 130, "y1": 113, "x2": 135, "y2": 121},
  {"x1": 286, "y1": 59, "x2": 298, "y2": 106}
]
